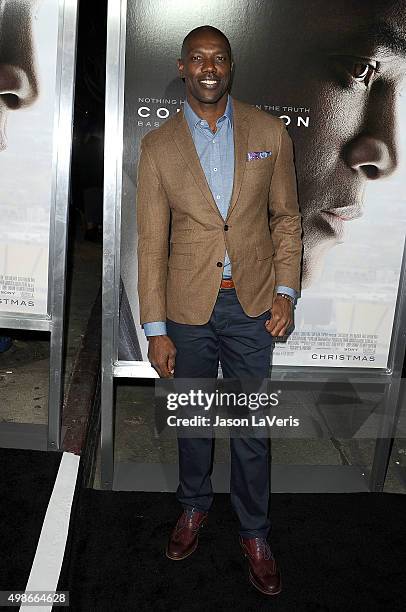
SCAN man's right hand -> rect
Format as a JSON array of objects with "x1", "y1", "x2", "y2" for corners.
[{"x1": 147, "y1": 335, "x2": 177, "y2": 378}]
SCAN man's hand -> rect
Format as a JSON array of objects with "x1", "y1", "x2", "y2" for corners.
[
  {"x1": 265, "y1": 296, "x2": 293, "y2": 337},
  {"x1": 147, "y1": 335, "x2": 177, "y2": 378}
]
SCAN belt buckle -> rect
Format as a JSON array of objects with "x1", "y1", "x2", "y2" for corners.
[{"x1": 221, "y1": 278, "x2": 234, "y2": 289}]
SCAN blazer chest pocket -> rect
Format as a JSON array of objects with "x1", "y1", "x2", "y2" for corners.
[
  {"x1": 256, "y1": 241, "x2": 275, "y2": 260},
  {"x1": 245, "y1": 157, "x2": 273, "y2": 173}
]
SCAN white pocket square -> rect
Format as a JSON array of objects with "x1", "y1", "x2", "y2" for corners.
[{"x1": 247, "y1": 150, "x2": 272, "y2": 161}]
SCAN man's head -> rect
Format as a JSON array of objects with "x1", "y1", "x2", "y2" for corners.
[
  {"x1": 177, "y1": 25, "x2": 233, "y2": 108},
  {"x1": 259, "y1": 0, "x2": 406, "y2": 285},
  {"x1": 0, "y1": 0, "x2": 39, "y2": 151}
]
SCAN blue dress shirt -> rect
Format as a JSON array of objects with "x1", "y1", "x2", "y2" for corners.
[{"x1": 143, "y1": 96, "x2": 297, "y2": 337}]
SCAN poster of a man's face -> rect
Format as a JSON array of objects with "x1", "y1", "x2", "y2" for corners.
[
  {"x1": 0, "y1": 0, "x2": 39, "y2": 151},
  {"x1": 257, "y1": 0, "x2": 406, "y2": 286},
  {"x1": 0, "y1": 0, "x2": 60, "y2": 316},
  {"x1": 118, "y1": 0, "x2": 406, "y2": 368}
]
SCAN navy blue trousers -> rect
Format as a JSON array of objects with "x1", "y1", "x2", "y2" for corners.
[{"x1": 166, "y1": 287, "x2": 273, "y2": 538}]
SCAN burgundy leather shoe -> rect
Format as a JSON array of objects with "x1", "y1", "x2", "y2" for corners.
[
  {"x1": 240, "y1": 536, "x2": 282, "y2": 596},
  {"x1": 166, "y1": 508, "x2": 208, "y2": 560}
]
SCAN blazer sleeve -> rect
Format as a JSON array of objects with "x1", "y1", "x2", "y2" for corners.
[
  {"x1": 136, "y1": 139, "x2": 170, "y2": 325},
  {"x1": 268, "y1": 122, "x2": 303, "y2": 294}
]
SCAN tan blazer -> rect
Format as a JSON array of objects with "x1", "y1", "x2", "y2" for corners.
[{"x1": 136, "y1": 98, "x2": 302, "y2": 326}]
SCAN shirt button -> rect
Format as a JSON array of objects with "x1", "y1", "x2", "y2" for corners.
[
  {"x1": 212, "y1": 140, "x2": 216, "y2": 144},
  {"x1": 216, "y1": 195, "x2": 221, "y2": 200},
  {"x1": 224, "y1": 224, "x2": 229, "y2": 231},
  {"x1": 217, "y1": 262, "x2": 223, "y2": 267},
  {"x1": 213, "y1": 167, "x2": 218, "y2": 171}
]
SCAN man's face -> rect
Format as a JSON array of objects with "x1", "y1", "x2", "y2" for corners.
[
  {"x1": 264, "y1": 0, "x2": 406, "y2": 285},
  {"x1": 0, "y1": 0, "x2": 39, "y2": 151},
  {"x1": 177, "y1": 30, "x2": 233, "y2": 107}
]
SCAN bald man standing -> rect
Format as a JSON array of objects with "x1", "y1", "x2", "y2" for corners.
[{"x1": 137, "y1": 25, "x2": 302, "y2": 596}]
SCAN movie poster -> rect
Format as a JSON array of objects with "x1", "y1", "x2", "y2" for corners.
[
  {"x1": 118, "y1": 0, "x2": 406, "y2": 369},
  {"x1": 0, "y1": 0, "x2": 60, "y2": 316}
]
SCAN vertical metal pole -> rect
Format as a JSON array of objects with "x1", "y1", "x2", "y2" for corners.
[
  {"x1": 101, "y1": 0, "x2": 127, "y2": 487},
  {"x1": 369, "y1": 378, "x2": 402, "y2": 491},
  {"x1": 100, "y1": 365, "x2": 115, "y2": 488},
  {"x1": 48, "y1": 0, "x2": 79, "y2": 450}
]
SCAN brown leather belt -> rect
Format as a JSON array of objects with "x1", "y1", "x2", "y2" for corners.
[{"x1": 220, "y1": 278, "x2": 235, "y2": 289}]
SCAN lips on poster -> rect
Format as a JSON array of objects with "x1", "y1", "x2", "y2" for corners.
[
  {"x1": 118, "y1": 0, "x2": 406, "y2": 368},
  {"x1": 0, "y1": 0, "x2": 59, "y2": 316}
]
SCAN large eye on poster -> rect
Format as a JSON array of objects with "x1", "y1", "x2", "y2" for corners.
[
  {"x1": 117, "y1": 0, "x2": 406, "y2": 369},
  {"x1": 0, "y1": 0, "x2": 60, "y2": 317}
]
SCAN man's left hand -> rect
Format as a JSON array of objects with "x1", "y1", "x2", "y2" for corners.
[{"x1": 265, "y1": 295, "x2": 293, "y2": 337}]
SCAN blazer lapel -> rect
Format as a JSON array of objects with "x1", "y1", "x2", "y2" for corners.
[
  {"x1": 226, "y1": 100, "x2": 250, "y2": 220},
  {"x1": 172, "y1": 111, "x2": 223, "y2": 219}
]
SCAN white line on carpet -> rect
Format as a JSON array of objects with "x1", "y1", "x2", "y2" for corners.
[{"x1": 19, "y1": 452, "x2": 80, "y2": 612}]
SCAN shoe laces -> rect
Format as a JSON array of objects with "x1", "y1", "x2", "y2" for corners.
[
  {"x1": 176, "y1": 508, "x2": 198, "y2": 531},
  {"x1": 255, "y1": 538, "x2": 274, "y2": 561}
]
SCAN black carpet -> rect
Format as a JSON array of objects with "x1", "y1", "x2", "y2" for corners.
[
  {"x1": 58, "y1": 490, "x2": 406, "y2": 611},
  {"x1": 0, "y1": 448, "x2": 62, "y2": 591}
]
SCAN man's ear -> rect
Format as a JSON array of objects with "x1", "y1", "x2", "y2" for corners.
[{"x1": 177, "y1": 58, "x2": 184, "y2": 78}]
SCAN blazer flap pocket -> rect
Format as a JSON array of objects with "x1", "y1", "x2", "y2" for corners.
[
  {"x1": 170, "y1": 229, "x2": 194, "y2": 243},
  {"x1": 168, "y1": 252, "x2": 192, "y2": 270},
  {"x1": 170, "y1": 242, "x2": 193, "y2": 255},
  {"x1": 256, "y1": 241, "x2": 275, "y2": 260}
]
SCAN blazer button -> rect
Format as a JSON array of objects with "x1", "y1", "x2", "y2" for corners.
[
  {"x1": 224, "y1": 224, "x2": 229, "y2": 231},
  {"x1": 217, "y1": 262, "x2": 223, "y2": 267}
]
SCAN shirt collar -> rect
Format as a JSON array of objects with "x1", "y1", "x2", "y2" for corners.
[{"x1": 183, "y1": 94, "x2": 233, "y2": 131}]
